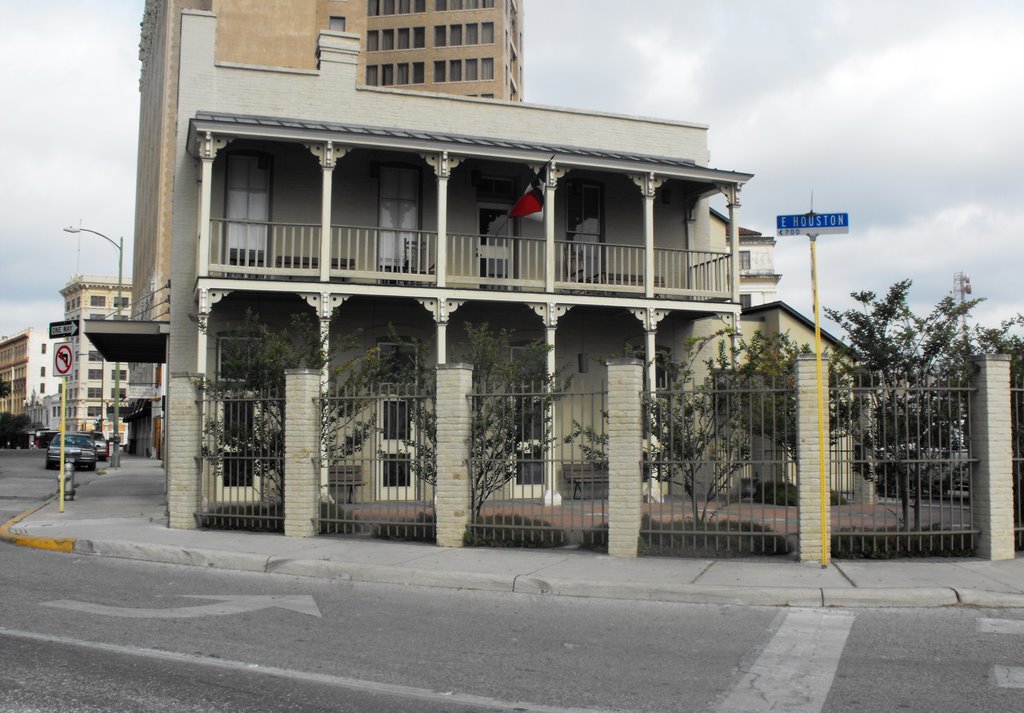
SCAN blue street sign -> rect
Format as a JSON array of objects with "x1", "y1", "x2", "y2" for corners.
[{"x1": 776, "y1": 212, "x2": 850, "y2": 236}]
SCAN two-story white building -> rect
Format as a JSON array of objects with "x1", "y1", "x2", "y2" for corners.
[{"x1": 142, "y1": 9, "x2": 753, "y2": 525}]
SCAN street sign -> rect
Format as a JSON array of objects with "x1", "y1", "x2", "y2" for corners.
[
  {"x1": 49, "y1": 320, "x2": 79, "y2": 339},
  {"x1": 776, "y1": 212, "x2": 850, "y2": 236},
  {"x1": 54, "y1": 342, "x2": 74, "y2": 377}
]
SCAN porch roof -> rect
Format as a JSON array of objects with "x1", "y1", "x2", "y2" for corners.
[{"x1": 188, "y1": 111, "x2": 753, "y2": 186}]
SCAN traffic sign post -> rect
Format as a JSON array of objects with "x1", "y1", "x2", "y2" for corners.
[
  {"x1": 53, "y1": 342, "x2": 74, "y2": 377},
  {"x1": 776, "y1": 211, "x2": 850, "y2": 568},
  {"x1": 52, "y1": 342, "x2": 75, "y2": 513},
  {"x1": 49, "y1": 320, "x2": 79, "y2": 340}
]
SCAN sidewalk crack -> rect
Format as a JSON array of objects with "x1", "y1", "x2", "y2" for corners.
[{"x1": 832, "y1": 562, "x2": 857, "y2": 587}]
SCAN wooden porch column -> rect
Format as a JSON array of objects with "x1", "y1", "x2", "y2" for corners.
[
  {"x1": 196, "y1": 132, "x2": 226, "y2": 279},
  {"x1": 543, "y1": 162, "x2": 565, "y2": 293},
  {"x1": 306, "y1": 142, "x2": 346, "y2": 283},
  {"x1": 424, "y1": 152, "x2": 461, "y2": 289},
  {"x1": 632, "y1": 172, "x2": 663, "y2": 299}
]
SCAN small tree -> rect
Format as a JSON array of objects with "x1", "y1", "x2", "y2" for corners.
[
  {"x1": 0, "y1": 379, "x2": 10, "y2": 399},
  {"x1": 461, "y1": 323, "x2": 569, "y2": 519}
]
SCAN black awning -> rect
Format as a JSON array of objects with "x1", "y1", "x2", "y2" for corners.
[
  {"x1": 83, "y1": 320, "x2": 169, "y2": 364},
  {"x1": 122, "y1": 399, "x2": 153, "y2": 423}
]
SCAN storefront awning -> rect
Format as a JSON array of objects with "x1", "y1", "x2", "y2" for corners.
[{"x1": 83, "y1": 320, "x2": 169, "y2": 364}]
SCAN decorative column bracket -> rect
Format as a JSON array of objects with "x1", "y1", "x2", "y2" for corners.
[
  {"x1": 302, "y1": 292, "x2": 348, "y2": 319},
  {"x1": 629, "y1": 306, "x2": 669, "y2": 332},
  {"x1": 716, "y1": 182, "x2": 742, "y2": 208},
  {"x1": 630, "y1": 172, "x2": 664, "y2": 198},
  {"x1": 528, "y1": 302, "x2": 569, "y2": 328},
  {"x1": 417, "y1": 298, "x2": 465, "y2": 324},
  {"x1": 305, "y1": 141, "x2": 348, "y2": 169},
  {"x1": 543, "y1": 162, "x2": 567, "y2": 187},
  {"x1": 198, "y1": 131, "x2": 229, "y2": 161},
  {"x1": 423, "y1": 151, "x2": 463, "y2": 178}
]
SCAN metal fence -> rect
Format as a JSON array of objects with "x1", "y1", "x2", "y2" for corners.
[
  {"x1": 467, "y1": 383, "x2": 608, "y2": 548},
  {"x1": 640, "y1": 373, "x2": 795, "y2": 557},
  {"x1": 199, "y1": 386, "x2": 285, "y2": 531},
  {"x1": 829, "y1": 371, "x2": 976, "y2": 558},
  {"x1": 319, "y1": 382, "x2": 436, "y2": 541},
  {"x1": 1013, "y1": 375, "x2": 1023, "y2": 550}
]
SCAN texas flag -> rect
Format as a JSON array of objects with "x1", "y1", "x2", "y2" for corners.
[{"x1": 509, "y1": 169, "x2": 546, "y2": 218}]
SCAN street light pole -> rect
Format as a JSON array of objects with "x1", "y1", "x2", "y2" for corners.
[{"x1": 64, "y1": 226, "x2": 125, "y2": 469}]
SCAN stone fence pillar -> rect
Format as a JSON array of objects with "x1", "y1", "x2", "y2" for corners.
[
  {"x1": 167, "y1": 373, "x2": 202, "y2": 529},
  {"x1": 607, "y1": 358, "x2": 644, "y2": 557},
  {"x1": 284, "y1": 369, "x2": 321, "y2": 537},
  {"x1": 796, "y1": 354, "x2": 830, "y2": 564},
  {"x1": 970, "y1": 354, "x2": 1015, "y2": 560},
  {"x1": 435, "y1": 364, "x2": 473, "y2": 547}
]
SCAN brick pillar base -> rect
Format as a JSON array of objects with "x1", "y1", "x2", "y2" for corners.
[
  {"x1": 970, "y1": 354, "x2": 1015, "y2": 560},
  {"x1": 167, "y1": 374, "x2": 201, "y2": 529},
  {"x1": 284, "y1": 369, "x2": 320, "y2": 537},
  {"x1": 435, "y1": 364, "x2": 473, "y2": 547},
  {"x1": 796, "y1": 354, "x2": 831, "y2": 564},
  {"x1": 607, "y1": 359, "x2": 643, "y2": 557}
]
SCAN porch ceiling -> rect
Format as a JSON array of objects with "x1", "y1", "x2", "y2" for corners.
[{"x1": 188, "y1": 111, "x2": 753, "y2": 186}]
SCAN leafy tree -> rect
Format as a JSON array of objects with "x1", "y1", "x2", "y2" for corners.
[
  {"x1": 0, "y1": 379, "x2": 9, "y2": 399},
  {"x1": 459, "y1": 323, "x2": 568, "y2": 519},
  {"x1": 826, "y1": 280, "x2": 982, "y2": 529},
  {"x1": 0, "y1": 412, "x2": 32, "y2": 447}
]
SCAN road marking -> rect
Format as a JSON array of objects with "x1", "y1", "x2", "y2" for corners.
[
  {"x1": 992, "y1": 666, "x2": 1024, "y2": 688},
  {"x1": 41, "y1": 594, "x2": 321, "y2": 619},
  {"x1": 715, "y1": 608, "x2": 856, "y2": 713},
  {"x1": 0, "y1": 627, "x2": 623, "y2": 713},
  {"x1": 978, "y1": 618, "x2": 1024, "y2": 635}
]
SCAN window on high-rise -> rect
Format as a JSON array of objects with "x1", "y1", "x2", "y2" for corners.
[
  {"x1": 480, "y1": 57, "x2": 494, "y2": 79},
  {"x1": 90, "y1": 295, "x2": 106, "y2": 307},
  {"x1": 465, "y1": 58, "x2": 478, "y2": 81},
  {"x1": 396, "y1": 63, "x2": 409, "y2": 84},
  {"x1": 329, "y1": 16, "x2": 346, "y2": 31},
  {"x1": 367, "y1": 31, "x2": 379, "y2": 51},
  {"x1": 435, "y1": 0, "x2": 446, "y2": 9},
  {"x1": 382, "y1": 0, "x2": 395, "y2": 14},
  {"x1": 434, "y1": 25, "x2": 446, "y2": 46},
  {"x1": 397, "y1": 28, "x2": 410, "y2": 49},
  {"x1": 739, "y1": 251, "x2": 751, "y2": 269},
  {"x1": 381, "y1": 29, "x2": 394, "y2": 50},
  {"x1": 482, "y1": 0, "x2": 494, "y2": 6},
  {"x1": 481, "y1": 22, "x2": 494, "y2": 43},
  {"x1": 412, "y1": 62, "x2": 424, "y2": 83},
  {"x1": 398, "y1": 0, "x2": 410, "y2": 12},
  {"x1": 413, "y1": 26, "x2": 425, "y2": 47},
  {"x1": 449, "y1": 59, "x2": 462, "y2": 81},
  {"x1": 381, "y1": 64, "x2": 394, "y2": 85},
  {"x1": 368, "y1": 0, "x2": 380, "y2": 15},
  {"x1": 466, "y1": 23, "x2": 478, "y2": 44},
  {"x1": 433, "y1": 60, "x2": 446, "y2": 82},
  {"x1": 450, "y1": 24, "x2": 462, "y2": 45}
]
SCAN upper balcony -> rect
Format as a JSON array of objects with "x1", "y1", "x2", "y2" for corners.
[
  {"x1": 206, "y1": 219, "x2": 732, "y2": 301},
  {"x1": 189, "y1": 111, "x2": 750, "y2": 306}
]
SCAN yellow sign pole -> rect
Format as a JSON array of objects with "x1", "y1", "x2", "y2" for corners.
[
  {"x1": 809, "y1": 235, "x2": 830, "y2": 567},
  {"x1": 59, "y1": 376, "x2": 67, "y2": 513}
]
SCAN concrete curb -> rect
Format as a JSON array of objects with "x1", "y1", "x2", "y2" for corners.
[
  {"x1": 956, "y1": 588, "x2": 1024, "y2": 608},
  {"x1": 0, "y1": 501, "x2": 76, "y2": 554},
  {"x1": 822, "y1": 586, "x2": 959, "y2": 608}
]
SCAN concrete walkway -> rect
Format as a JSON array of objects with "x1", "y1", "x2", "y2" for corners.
[{"x1": 4, "y1": 456, "x2": 1024, "y2": 609}]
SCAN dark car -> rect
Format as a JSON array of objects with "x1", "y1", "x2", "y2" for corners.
[
  {"x1": 91, "y1": 432, "x2": 110, "y2": 462},
  {"x1": 46, "y1": 433, "x2": 98, "y2": 471}
]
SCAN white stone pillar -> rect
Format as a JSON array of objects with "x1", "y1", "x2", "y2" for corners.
[
  {"x1": 607, "y1": 358, "x2": 644, "y2": 557},
  {"x1": 970, "y1": 354, "x2": 1015, "y2": 560},
  {"x1": 424, "y1": 152, "x2": 459, "y2": 288},
  {"x1": 167, "y1": 373, "x2": 202, "y2": 529},
  {"x1": 319, "y1": 164, "x2": 334, "y2": 282},
  {"x1": 436, "y1": 321, "x2": 448, "y2": 364},
  {"x1": 544, "y1": 323, "x2": 562, "y2": 506},
  {"x1": 284, "y1": 369, "x2": 321, "y2": 537},
  {"x1": 632, "y1": 173, "x2": 661, "y2": 299},
  {"x1": 543, "y1": 162, "x2": 563, "y2": 293},
  {"x1": 196, "y1": 132, "x2": 225, "y2": 278},
  {"x1": 435, "y1": 363, "x2": 473, "y2": 547},
  {"x1": 796, "y1": 354, "x2": 830, "y2": 564}
]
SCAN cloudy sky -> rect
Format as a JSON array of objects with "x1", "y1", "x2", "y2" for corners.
[{"x1": 1, "y1": 1, "x2": 1022, "y2": 341}]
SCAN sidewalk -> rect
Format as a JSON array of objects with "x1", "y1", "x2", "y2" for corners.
[{"x1": 4, "y1": 456, "x2": 1024, "y2": 609}]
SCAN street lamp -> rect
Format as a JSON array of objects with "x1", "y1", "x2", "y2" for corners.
[{"x1": 64, "y1": 225, "x2": 125, "y2": 469}]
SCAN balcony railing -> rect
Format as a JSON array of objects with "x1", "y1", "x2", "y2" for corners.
[{"x1": 206, "y1": 220, "x2": 732, "y2": 301}]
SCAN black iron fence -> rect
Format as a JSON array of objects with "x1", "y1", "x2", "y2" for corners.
[{"x1": 1013, "y1": 375, "x2": 1023, "y2": 550}]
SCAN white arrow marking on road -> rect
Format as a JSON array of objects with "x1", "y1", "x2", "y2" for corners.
[
  {"x1": 715, "y1": 608, "x2": 856, "y2": 713},
  {"x1": 993, "y1": 666, "x2": 1024, "y2": 688},
  {"x1": 41, "y1": 595, "x2": 321, "y2": 619},
  {"x1": 978, "y1": 618, "x2": 1024, "y2": 635}
]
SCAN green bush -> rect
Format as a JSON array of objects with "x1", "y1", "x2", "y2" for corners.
[
  {"x1": 372, "y1": 512, "x2": 436, "y2": 542},
  {"x1": 465, "y1": 514, "x2": 566, "y2": 548},
  {"x1": 753, "y1": 480, "x2": 799, "y2": 507},
  {"x1": 832, "y1": 525, "x2": 974, "y2": 559},
  {"x1": 640, "y1": 514, "x2": 791, "y2": 558},
  {"x1": 200, "y1": 503, "x2": 283, "y2": 532}
]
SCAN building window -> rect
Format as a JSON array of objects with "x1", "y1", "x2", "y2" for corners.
[
  {"x1": 87, "y1": 406, "x2": 102, "y2": 418},
  {"x1": 412, "y1": 62, "x2": 424, "y2": 83},
  {"x1": 41, "y1": 343, "x2": 46, "y2": 354},
  {"x1": 739, "y1": 251, "x2": 751, "y2": 269},
  {"x1": 329, "y1": 15, "x2": 346, "y2": 31},
  {"x1": 88, "y1": 387, "x2": 102, "y2": 399},
  {"x1": 381, "y1": 29, "x2": 394, "y2": 50},
  {"x1": 368, "y1": 0, "x2": 380, "y2": 15},
  {"x1": 381, "y1": 64, "x2": 394, "y2": 85},
  {"x1": 111, "y1": 388, "x2": 126, "y2": 400},
  {"x1": 449, "y1": 59, "x2": 462, "y2": 81},
  {"x1": 435, "y1": 0, "x2": 446, "y2": 9},
  {"x1": 398, "y1": 0, "x2": 410, "y2": 12},
  {"x1": 366, "y1": 65, "x2": 379, "y2": 85},
  {"x1": 414, "y1": 0, "x2": 425, "y2": 10},
  {"x1": 40, "y1": 366, "x2": 46, "y2": 377},
  {"x1": 40, "y1": 383, "x2": 45, "y2": 394},
  {"x1": 397, "y1": 27, "x2": 410, "y2": 49},
  {"x1": 433, "y1": 60, "x2": 446, "y2": 82},
  {"x1": 367, "y1": 30, "x2": 379, "y2": 51},
  {"x1": 450, "y1": 0, "x2": 463, "y2": 8},
  {"x1": 465, "y1": 58, "x2": 478, "y2": 81},
  {"x1": 412, "y1": 26, "x2": 425, "y2": 47},
  {"x1": 90, "y1": 295, "x2": 106, "y2": 307},
  {"x1": 481, "y1": 22, "x2": 494, "y2": 43},
  {"x1": 87, "y1": 369, "x2": 102, "y2": 380},
  {"x1": 466, "y1": 23, "x2": 478, "y2": 44},
  {"x1": 740, "y1": 294, "x2": 752, "y2": 310},
  {"x1": 396, "y1": 63, "x2": 409, "y2": 84},
  {"x1": 449, "y1": 24, "x2": 462, "y2": 45},
  {"x1": 89, "y1": 351, "x2": 102, "y2": 362},
  {"x1": 480, "y1": 57, "x2": 494, "y2": 80},
  {"x1": 111, "y1": 369, "x2": 126, "y2": 381},
  {"x1": 434, "y1": 25, "x2": 446, "y2": 46},
  {"x1": 382, "y1": 0, "x2": 395, "y2": 14},
  {"x1": 483, "y1": 0, "x2": 493, "y2": 6}
]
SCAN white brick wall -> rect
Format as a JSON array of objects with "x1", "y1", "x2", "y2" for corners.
[
  {"x1": 607, "y1": 359, "x2": 643, "y2": 557},
  {"x1": 434, "y1": 364, "x2": 473, "y2": 547},
  {"x1": 796, "y1": 354, "x2": 830, "y2": 564},
  {"x1": 970, "y1": 354, "x2": 1015, "y2": 560},
  {"x1": 284, "y1": 369, "x2": 320, "y2": 537},
  {"x1": 167, "y1": 373, "x2": 201, "y2": 529}
]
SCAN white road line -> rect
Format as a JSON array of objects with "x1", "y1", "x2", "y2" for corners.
[
  {"x1": 0, "y1": 627, "x2": 623, "y2": 713},
  {"x1": 714, "y1": 608, "x2": 856, "y2": 713},
  {"x1": 992, "y1": 666, "x2": 1024, "y2": 688},
  {"x1": 978, "y1": 618, "x2": 1024, "y2": 635}
]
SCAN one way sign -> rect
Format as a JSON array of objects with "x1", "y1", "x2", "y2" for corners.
[{"x1": 49, "y1": 320, "x2": 79, "y2": 339}]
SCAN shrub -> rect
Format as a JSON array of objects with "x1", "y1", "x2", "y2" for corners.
[
  {"x1": 200, "y1": 503, "x2": 283, "y2": 532},
  {"x1": 640, "y1": 514, "x2": 791, "y2": 558},
  {"x1": 464, "y1": 514, "x2": 566, "y2": 548},
  {"x1": 753, "y1": 480, "x2": 798, "y2": 507},
  {"x1": 831, "y1": 525, "x2": 974, "y2": 559},
  {"x1": 372, "y1": 512, "x2": 436, "y2": 542}
]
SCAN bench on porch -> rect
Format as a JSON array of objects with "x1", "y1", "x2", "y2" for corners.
[
  {"x1": 562, "y1": 462, "x2": 609, "y2": 499},
  {"x1": 327, "y1": 465, "x2": 364, "y2": 504}
]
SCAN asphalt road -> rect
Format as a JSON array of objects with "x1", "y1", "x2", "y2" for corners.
[{"x1": 1, "y1": 539, "x2": 1024, "y2": 713}]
